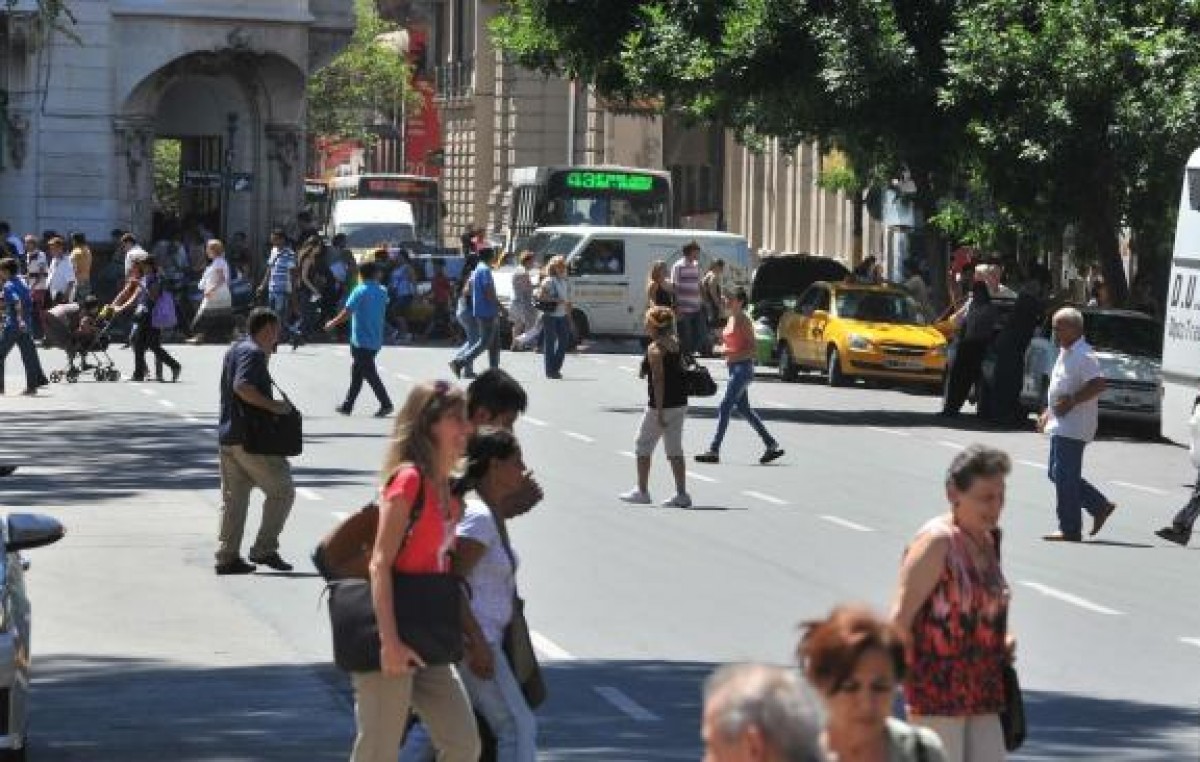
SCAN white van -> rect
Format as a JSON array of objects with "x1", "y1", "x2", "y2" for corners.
[
  {"x1": 330, "y1": 199, "x2": 417, "y2": 259},
  {"x1": 1161, "y1": 148, "x2": 1200, "y2": 445},
  {"x1": 521, "y1": 226, "x2": 753, "y2": 338}
]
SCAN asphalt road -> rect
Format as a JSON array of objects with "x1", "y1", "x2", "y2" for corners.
[{"x1": 5, "y1": 340, "x2": 1200, "y2": 761}]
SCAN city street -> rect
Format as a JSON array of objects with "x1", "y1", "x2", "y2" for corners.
[{"x1": 4, "y1": 341, "x2": 1200, "y2": 761}]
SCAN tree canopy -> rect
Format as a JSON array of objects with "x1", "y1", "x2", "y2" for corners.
[{"x1": 492, "y1": 0, "x2": 1200, "y2": 301}]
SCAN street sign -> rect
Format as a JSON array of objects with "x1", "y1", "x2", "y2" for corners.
[
  {"x1": 181, "y1": 169, "x2": 223, "y2": 189},
  {"x1": 229, "y1": 172, "x2": 253, "y2": 192}
]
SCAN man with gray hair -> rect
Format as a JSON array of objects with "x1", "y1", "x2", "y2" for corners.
[
  {"x1": 1038, "y1": 306, "x2": 1116, "y2": 542},
  {"x1": 701, "y1": 663, "x2": 824, "y2": 762}
]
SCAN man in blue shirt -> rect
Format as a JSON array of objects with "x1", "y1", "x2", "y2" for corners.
[
  {"x1": 325, "y1": 262, "x2": 394, "y2": 417},
  {"x1": 450, "y1": 247, "x2": 503, "y2": 377},
  {"x1": 0, "y1": 257, "x2": 47, "y2": 395}
]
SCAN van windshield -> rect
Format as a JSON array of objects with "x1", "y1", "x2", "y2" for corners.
[
  {"x1": 524, "y1": 232, "x2": 583, "y2": 265},
  {"x1": 339, "y1": 223, "x2": 416, "y2": 248}
]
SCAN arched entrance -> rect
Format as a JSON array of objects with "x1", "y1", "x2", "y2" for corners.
[{"x1": 115, "y1": 50, "x2": 307, "y2": 254}]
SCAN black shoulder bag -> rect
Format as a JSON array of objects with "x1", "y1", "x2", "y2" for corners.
[
  {"x1": 326, "y1": 472, "x2": 464, "y2": 672},
  {"x1": 681, "y1": 353, "x2": 718, "y2": 397},
  {"x1": 994, "y1": 529, "x2": 1026, "y2": 751},
  {"x1": 239, "y1": 380, "x2": 303, "y2": 457}
]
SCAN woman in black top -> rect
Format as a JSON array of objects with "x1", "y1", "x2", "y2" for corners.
[
  {"x1": 646, "y1": 260, "x2": 675, "y2": 309},
  {"x1": 619, "y1": 306, "x2": 691, "y2": 508},
  {"x1": 941, "y1": 280, "x2": 999, "y2": 417}
]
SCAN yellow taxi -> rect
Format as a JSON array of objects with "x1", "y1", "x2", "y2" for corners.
[{"x1": 776, "y1": 281, "x2": 947, "y2": 386}]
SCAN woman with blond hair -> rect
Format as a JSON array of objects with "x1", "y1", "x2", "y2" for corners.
[
  {"x1": 620, "y1": 306, "x2": 691, "y2": 508},
  {"x1": 538, "y1": 255, "x2": 571, "y2": 379},
  {"x1": 508, "y1": 250, "x2": 539, "y2": 349},
  {"x1": 645, "y1": 259, "x2": 675, "y2": 309},
  {"x1": 189, "y1": 238, "x2": 232, "y2": 343},
  {"x1": 349, "y1": 380, "x2": 480, "y2": 762}
]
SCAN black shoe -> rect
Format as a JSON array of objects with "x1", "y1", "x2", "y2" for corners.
[
  {"x1": 374, "y1": 406, "x2": 394, "y2": 418},
  {"x1": 248, "y1": 552, "x2": 293, "y2": 572},
  {"x1": 335, "y1": 404, "x2": 352, "y2": 416},
  {"x1": 1155, "y1": 526, "x2": 1192, "y2": 546},
  {"x1": 170, "y1": 365, "x2": 181, "y2": 383},
  {"x1": 215, "y1": 558, "x2": 257, "y2": 575},
  {"x1": 0, "y1": 466, "x2": 15, "y2": 477},
  {"x1": 760, "y1": 447, "x2": 785, "y2": 465},
  {"x1": 694, "y1": 452, "x2": 720, "y2": 464},
  {"x1": 448, "y1": 360, "x2": 462, "y2": 379}
]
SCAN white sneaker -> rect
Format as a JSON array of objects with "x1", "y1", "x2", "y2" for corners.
[
  {"x1": 662, "y1": 492, "x2": 692, "y2": 509},
  {"x1": 619, "y1": 489, "x2": 652, "y2": 505}
]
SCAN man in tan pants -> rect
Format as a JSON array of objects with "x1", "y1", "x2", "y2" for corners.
[{"x1": 215, "y1": 307, "x2": 296, "y2": 575}]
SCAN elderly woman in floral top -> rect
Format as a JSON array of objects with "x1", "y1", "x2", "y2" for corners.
[{"x1": 892, "y1": 444, "x2": 1014, "y2": 762}]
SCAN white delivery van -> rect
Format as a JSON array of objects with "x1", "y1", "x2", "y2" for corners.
[
  {"x1": 1161, "y1": 148, "x2": 1200, "y2": 445},
  {"x1": 330, "y1": 199, "x2": 417, "y2": 260},
  {"x1": 522, "y1": 226, "x2": 753, "y2": 338}
]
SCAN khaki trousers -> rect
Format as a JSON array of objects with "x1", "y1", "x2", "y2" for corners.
[
  {"x1": 216, "y1": 445, "x2": 295, "y2": 563},
  {"x1": 350, "y1": 667, "x2": 480, "y2": 762},
  {"x1": 912, "y1": 713, "x2": 1005, "y2": 762}
]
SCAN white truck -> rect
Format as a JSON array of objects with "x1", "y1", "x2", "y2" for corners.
[
  {"x1": 330, "y1": 198, "x2": 417, "y2": 260},
  {"x1": 1162, "y1": 147, "x2": 1200, "y2": 453}
]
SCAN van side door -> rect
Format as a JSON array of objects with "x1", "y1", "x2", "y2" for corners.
[{"x1": 569, "y1": 238, "x2": 630, "y2": 335}]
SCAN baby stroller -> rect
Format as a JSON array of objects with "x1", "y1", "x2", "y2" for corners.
[{"x1": 47, "y1": 316, "x2": 121, "y2": 383}]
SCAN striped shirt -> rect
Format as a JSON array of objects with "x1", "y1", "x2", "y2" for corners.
[
  {"x1": 267, "y1": 247, "x2": 296, "y2": 296},
  {"x1": 670, "y1": 257, "x2": 702, "y2": 314}
]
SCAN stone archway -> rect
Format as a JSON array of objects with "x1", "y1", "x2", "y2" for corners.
[{"x1": 115, "y1": 50, "x2": 308, "y2": 251}]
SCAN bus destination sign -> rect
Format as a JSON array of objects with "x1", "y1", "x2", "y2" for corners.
[
  {"x1": 362, "y1": 178, "x2": 437, "y2": 198},
  {"x1": 565, "y1": 171, "x2": 655, "y2": 193}
]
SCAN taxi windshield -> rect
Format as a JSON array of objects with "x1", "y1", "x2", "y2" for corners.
[{"x1": 835, "y1": 291, "x2": 927, "y2": 325}]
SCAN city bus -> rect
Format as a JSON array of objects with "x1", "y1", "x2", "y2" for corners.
[
  {"x1": 328, "y1": 173, "x2": 442, "y2": 246},
  {"x1": 505, "y1": 165, "x2": 674, "y2": 254},
  {"x1": 303, "y1": 178, "x2": 331, "y2": 232}
]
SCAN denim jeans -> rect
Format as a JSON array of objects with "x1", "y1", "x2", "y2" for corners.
[
  {"x1": 709, "y1": 359, "x2": 776, "y2": 454},
  {"x1": 400, "y1": 641, "x2": 538, "y2": 762},
  {"x1": 345, "y1": 347, "x2": 392, "y2": 410},
  {"x1": 1048, "y1": 435, "x2": 1109, "y2": 538},
  {"x1": 269, "y1": 292, "x2": 293, "y2": 338},
  {"x1": 455, "y1": 305, "x2": 479, "y2": 375},
  {"x1": 1170, "y1": 470, "x2": 1200, "y2": 532},
  {"x1": 542, "y1": 314, "x2": 570, "y2": 376},
  {"x1": 677, "y1": 309, "x2": 710, "y2": 357},
  {"x1": 0, "y1": 327, "x2": 45, "y2": 392},
  {"x1": 457, "y1": 316, "x2": 498, "y2": 370}
]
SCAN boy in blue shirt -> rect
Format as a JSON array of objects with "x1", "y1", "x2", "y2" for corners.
[
  {"x1": 324, "y1": 262, "x2": 393, "y2": 417},
  {"x1": 0, "y1": 257, "x2": 47, "y2": 395}
]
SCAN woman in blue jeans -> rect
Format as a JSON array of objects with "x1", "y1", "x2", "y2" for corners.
[
  {"x1": 539, "y1": 256, "x2": 571, "y2": 379},
  {"x1": 401, "y1": 427, "x2": 539, "y2": 762},
  {"x1": 695, "y1": 288, "x2": 784, "y2": 465}
]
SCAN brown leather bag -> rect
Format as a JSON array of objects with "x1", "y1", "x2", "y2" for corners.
[{"x1": 312, "y1": 477, "x2": 424, "y2": 581}]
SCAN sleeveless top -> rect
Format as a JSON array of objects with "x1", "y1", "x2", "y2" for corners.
[
  {"x1": 905, "y1": 514, "x2": 1010, "y2": 716},
  {"x1": 721, "y1": 319, "x2": 754, "y2": 359},
  {"x1": 641, "y1": 347, "x2": 687, "y2": 409},
  {"x1": 383, "y1": 467, "x2": 461, "y2": 575},
  {"x1": 651, "y1": 283, "x2": 675, "y2": 308}
]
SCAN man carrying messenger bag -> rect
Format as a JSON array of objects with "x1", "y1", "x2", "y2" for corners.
[{"x1": 215, "y1": 307, "x2": 299, "y2": 575}]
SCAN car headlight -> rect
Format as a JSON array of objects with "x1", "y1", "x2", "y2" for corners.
[{"x1": 848, "y1": 334, "x2": 872, "y2": 351}]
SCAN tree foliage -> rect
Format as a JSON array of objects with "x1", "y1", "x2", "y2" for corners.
[
  {"x1": 307, "y1": 0, "x2": 420, "y2": 145},
  {"x1": 492, "y1": 0, "x2": 1200, "y2": 301}
]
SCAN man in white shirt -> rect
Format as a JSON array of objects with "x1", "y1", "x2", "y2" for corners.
[
  {"x1": 45, "y1": 237, "x2": 75, "y2": 305},
  {"x1": 1038, "y1": 307, "x2": 1116, "y2": 542},
  {"x1": 120, "y1": 233, "x2": 150, "y2": 277}
]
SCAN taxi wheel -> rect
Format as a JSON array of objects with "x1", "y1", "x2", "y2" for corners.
[
  {"x1": 778, "y1": 344, "x2": 799, "y2": 382},
  {"x1": 827, "y1": 347, "x2": 848, "y2": 387}
]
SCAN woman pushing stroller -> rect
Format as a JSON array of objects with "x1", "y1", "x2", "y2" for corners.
[{"x1": 108, "y1": 257, "x2": 182, "y2": 382}]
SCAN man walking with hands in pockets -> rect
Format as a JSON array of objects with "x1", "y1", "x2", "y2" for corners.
[{"x1": 1039, "y1": 306, "x2": 1116, "y2": 542}]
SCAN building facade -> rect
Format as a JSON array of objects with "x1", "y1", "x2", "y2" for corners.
[
  {"x1": 0, "y1": 0, "x2": 352, "y2": 250},
  {"x1": 428, "y1": 0, "x2": 883, "y2": 264}
]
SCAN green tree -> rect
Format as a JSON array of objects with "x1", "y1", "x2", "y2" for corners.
[
  {"x1": 943, "y1": 0, "x2": 1200, "y2": 302},
  {"x1": 307, "y1": 0, "x2": 420, "y2": 145}
]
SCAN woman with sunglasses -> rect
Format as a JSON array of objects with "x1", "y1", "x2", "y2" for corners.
[
  {"x1": 349, "y1": 380, "x2": 479, "y2": 762},
  {"x1": 800, "y1": 605, "x2": 947, "y2": 762}
]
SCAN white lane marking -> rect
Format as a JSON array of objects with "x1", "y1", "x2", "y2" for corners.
[
  {"x1": 1180, "y1": 637, "x2": 1200, "y2": 650},
  {"x1": 564, "y1": 431, "x2": 595, "y2": 443},
  {"x1": 587, "y1": 356, "x2": 605, "y2": 364},
  {"x1": 1017, "y1": 459, "x2": 1043, "y2": 469},
  {"x1": 1018, "y1": 581, "x2": 1123, "y2": 616},
  {"x1": 594, "y1": 686, "x2": 661, "y2": 723},
  {"x1": 531, "y1": 631, "x2": 573, "y2": 661},
  {"x1": 687, "y1": 471, "x2": 717, "y2": 483},
  {"x1": 743, "y1": 490, "x2": 787, "y2": 506},
  {"x1": 868, "y1": 426, "x2": 911, "y2": 437},
  {"x1": 183, "y1": 415, "x2": 202, "y2": 423},
  {"x1": 522, "y1": 416, "x2": 548, "y2": 427},
  {"x1": 618, "y1": 365, "x2": 637, "y2": 373},
  {"x1": 1110, "y1": 480, "x2": 1168, "y2": 496},
  {"x1": 938, "y1": 440, "x2": 965, "y2": 450},
  {"x1": 395, "y1": 372, "x2": 412, "y2": 382},
  {"x1": 820, "y1": 515, "x2": 875, "y2": 532},
  {"x1": 617, "y1": 450, "x2": 636, "y2": 459},
  {"x1": 138, "y1": 387, "x2": 156, "y2": 396},
  {"x1": 332, "y1": 511, "x2": 350, "y2": 521},
  {"x1": 298, "y1": 488, "x2": 323, "y2": 501},
  {"x1": 157, "y1": 399, "x2": 176, "y2": 408},
  {"x1": 763, "y1": 400, "x2": 788, "y2": 409}
]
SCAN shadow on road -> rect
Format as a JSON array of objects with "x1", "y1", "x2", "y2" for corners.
[{"x1": 0, "y1": 410, "x2": 370, "y2": 506}]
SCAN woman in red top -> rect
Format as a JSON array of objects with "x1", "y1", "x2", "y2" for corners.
[
  {"x1": 350, "y1": 380, "x2": 480, "y2": 762},
  {"x1": 892, "y1": 445, "x2": 1014, "y2": 762}
]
